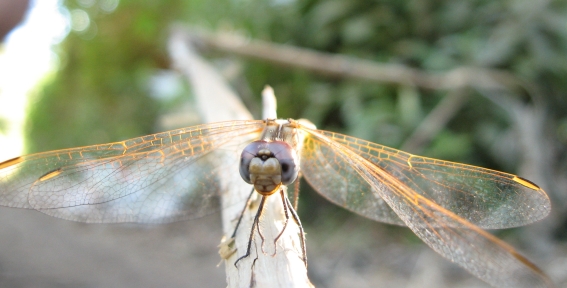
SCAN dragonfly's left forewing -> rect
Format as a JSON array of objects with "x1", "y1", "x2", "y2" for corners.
[
  {"x1": 313, "y1": 130, "x2": 550, "y2": 229},
  {"x1": 298, "y1": 127, "x2": 405, "y2": 226}
]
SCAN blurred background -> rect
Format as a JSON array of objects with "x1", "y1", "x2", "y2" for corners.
[{"x1": 0, "y1": 0, "x2": 566, "y2": 287}]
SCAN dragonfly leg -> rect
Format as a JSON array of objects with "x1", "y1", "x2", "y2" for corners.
[
  {"x1": 292, "y1": 173, "x2": 301, "y2": 210},
  {"x1": 285, "y1": 195, "x2": 307, "y2": 267},
  {"x1": 269, "y1": 189, "x2": 307, "y2": 267},
  {"x1": 230, "y1": 188, "x2": 256, "y2": 238},
  {"x1": 256, "y1": 202, "x2": 268, "y2": 254},
  {"x1": 271, "y1": 188, "x2": 291, "y2": 256},
  {"x1": 234, "y1": 195, "x2": 267, "y2": 267}
]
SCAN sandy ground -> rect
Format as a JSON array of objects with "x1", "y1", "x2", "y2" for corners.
[
  {"x1": 0, "y1": 204, "x2": 489, "y2": 288},
  {"x1": 0, "y1": 202, "x2": 564, "y2": 287},
  {"x1": 0, "y1": 208, "x2": 226, "y2": 287}
]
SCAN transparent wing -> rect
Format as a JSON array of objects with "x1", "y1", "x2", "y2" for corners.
[
  {"x1": 299, "y1": 132, "x2": 404, "y2": 226},
  {"x1": 300, "y1": 127, "x2": 553, "y2": 287},
  {"x1": 0, "y1": 120, "x2": 265, "y2": 223},
  {"x1": 300, "y1": 128, "x2": 550, "y2": 229}
]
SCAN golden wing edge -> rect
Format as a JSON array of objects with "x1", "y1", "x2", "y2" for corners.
[
  {"x1": 0, "y1": 156, "x2": 23, "y2": 169},
  {"x1": 308, "y1": 127, "x2": 549, "y2": 192},
  {"x1": 0, "y1": 120, "x2": 265, "y2": 164}
]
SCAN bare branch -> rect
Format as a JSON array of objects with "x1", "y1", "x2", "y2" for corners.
[
  {"x1": 401, "y1": 89, "x2": 469, "y2": 154},
  {"x1": 168, "y1": 27, "x2": 313, "y2": 288},
  {"x1": 178, "y1": 27, "x2": 533, "y2": 94}
]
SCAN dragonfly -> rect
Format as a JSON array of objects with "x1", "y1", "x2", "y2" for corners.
[{"x1": 0, "y1": 114, "x2": 554, "y2": 287}]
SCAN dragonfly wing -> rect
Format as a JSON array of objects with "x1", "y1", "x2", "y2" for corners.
[
  {"x1": 300, "y1": 130, "x2": 404, "y2": 226},
  {"x1": 308, "y1": 129, "x2": 550, "y2": 229},
  {"x1": 0, "y1": 120, "x2": 265, "y2": 223},
  {"x1": 302, "y1": 128, "x2": 553, "y2": 288}
]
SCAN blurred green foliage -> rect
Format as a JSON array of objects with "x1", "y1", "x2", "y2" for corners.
[
  {"x1": 0, "y1": 117, "x2": 7, "y2": 134},
  {"x1": 27, "y1": 0, "x2": 567, "y2": 236},
  {"x1": 26, "y1": 0, "x2": 185, "y2": 152}
]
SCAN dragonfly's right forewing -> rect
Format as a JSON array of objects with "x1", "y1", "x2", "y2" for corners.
[{"x1": 0, "y1": 120, "x2": 265, "y2": 223}]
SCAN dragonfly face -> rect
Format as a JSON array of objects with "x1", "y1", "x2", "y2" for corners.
[
  {"x1": 239, "y1": 140, "x2": 299, "y2": 195},
  {"x1": 239, "y1": 119, "x2": 301, "y2": 196},
  {"x1": 0, "y1": 118, "x2": 555, "y2": 287}
]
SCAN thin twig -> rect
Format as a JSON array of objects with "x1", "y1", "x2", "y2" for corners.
[
  {"x1": 178, "y1": 27, "x2": 534, "y2": 95},
  {"x1": 400, "y1": 89, "x2": 469, "y2": 154}
]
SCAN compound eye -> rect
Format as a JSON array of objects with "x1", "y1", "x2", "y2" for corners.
[
  {"x1": 269, "y1": 142, "x2": 299, "y2": 185},
  {"x1": 239, "y1": 141, "x2": 266, "y2": 184},
  {"x1": 278, "y1": 157, "x2": 298, "y2": 185}
]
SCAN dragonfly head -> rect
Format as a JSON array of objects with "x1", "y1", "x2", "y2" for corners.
[{"x1": 239, "y1": 140, "x2": 299, "y2": 196}]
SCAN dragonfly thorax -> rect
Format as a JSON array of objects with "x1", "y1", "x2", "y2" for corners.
[{"x1": 239, "y1": 140, "x2": 299, "y2": 196}]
